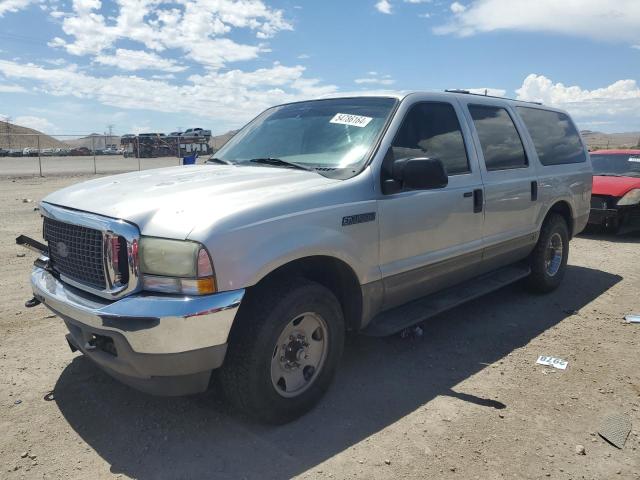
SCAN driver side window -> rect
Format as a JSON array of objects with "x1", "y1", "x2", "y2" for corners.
[{"x1": 391, "y1": 102, "x2": 470, "y2": 175}]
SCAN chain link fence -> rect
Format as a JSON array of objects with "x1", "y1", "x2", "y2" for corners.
[{"x1": 0, "y1": 133, "x2": 216, "y2": 177}]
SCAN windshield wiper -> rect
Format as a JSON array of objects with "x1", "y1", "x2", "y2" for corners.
[
  {"x1": 248, "y1": 157, "x2": 313, "y2": 172},
  {"x1": 206, "y1": 157, "x2": 234, "y2": 165}
]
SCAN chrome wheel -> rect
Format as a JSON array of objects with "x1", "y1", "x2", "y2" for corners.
[
  {"x1": 271, "y1": 312, "x2": 328, "y2": 398},
  {"x1": 544, "y1": 232, "x2": 563, "y2": 276}
]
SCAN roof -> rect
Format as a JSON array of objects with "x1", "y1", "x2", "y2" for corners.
[
  {"x1": 318, "y1": 90, "x2": 545, "y2": 106},
  {"x1": 590, "y1": 149, "x2": 640, "y2": 155}
]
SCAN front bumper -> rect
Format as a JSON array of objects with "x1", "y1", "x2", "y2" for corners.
[
  {"x1": 587, "y1": 207, "x2": 619, "y2": 226},
  {"x1": 31, "y1": 266, "x2": 244, "y2": 395}
]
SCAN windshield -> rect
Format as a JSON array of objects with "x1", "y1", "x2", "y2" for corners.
[
  {"x1": 214, "y1": 97, "x2": 398, "y2": 178},
  {"x1": 591, "y1": 153, "x2": 640, "y2": 178}
]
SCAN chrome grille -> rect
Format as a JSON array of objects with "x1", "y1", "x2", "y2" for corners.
[{"x1": 43, "y1": 217, "x2": 106, "y2": 289}]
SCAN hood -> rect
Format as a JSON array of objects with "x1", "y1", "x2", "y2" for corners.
[
  {"x1": 43, "y1": 165, "x2": 339, "y2": 239},
  {"x1": 592, "y1": 175, "x2": 640, "y2": 197}
]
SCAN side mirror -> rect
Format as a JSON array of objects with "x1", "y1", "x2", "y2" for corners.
[{"x1": 391, "y1": 157, "x2": 448, "y2": 191}]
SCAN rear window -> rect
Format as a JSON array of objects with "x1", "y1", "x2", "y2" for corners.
[
  {"x1": 516, "y1": 107, "x2": 586, "y2": 166},
  {"x1": 468, "y1": 105, "x2": 527, "y2": 171}
]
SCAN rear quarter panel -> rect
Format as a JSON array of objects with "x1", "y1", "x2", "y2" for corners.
[{"x1": 512, "y1": 104, "x2": 593, "y2": 235}]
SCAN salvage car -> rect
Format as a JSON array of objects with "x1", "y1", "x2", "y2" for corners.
[
  {"x1": 18, "y1": 92, "x2": 591, "y2": 423},
  {"x1": 183, "y1": 127, "x2": 211, "y2": 137},
  {"x1": 588, "y1": 149, "x2": 640, "y2": 232}
]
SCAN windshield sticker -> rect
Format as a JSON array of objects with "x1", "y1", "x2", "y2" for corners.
[
  {"x1": 330, "y1": 113, "x2": 373, "y2": 128},
  {"x1": 629, "y1": 157, "x2": 640, "y2": 163}
]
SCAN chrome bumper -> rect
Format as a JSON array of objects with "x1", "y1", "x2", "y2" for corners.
[{"x1": 31, "y1": 266, "x2": 244, "y2": 355}]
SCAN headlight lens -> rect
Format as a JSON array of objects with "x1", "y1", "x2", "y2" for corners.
[
  {"x1": 617, "y1": 189, "x2": 640, "y2": 206},
  {"x1": 139, "y1": 237, "x2": 216, "y2": 295}
]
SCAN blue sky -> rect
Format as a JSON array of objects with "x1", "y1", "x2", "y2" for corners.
[{"x1": 0, "y1": 0, "x2": 639, "y2": 136}]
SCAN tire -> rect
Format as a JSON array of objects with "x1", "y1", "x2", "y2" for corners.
[
  {"x1": 527, "y1": 213, "x2": 570, "y2": 293},
  {"x1": 219, "y1": 278, "x2": 345, "y2": 424}
]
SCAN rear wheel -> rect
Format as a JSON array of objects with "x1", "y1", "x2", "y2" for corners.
[
  {"x1": 527, "y1": 213, "x2": 569, "y2": 293},
  {"x1": 219, "y1": 278, "x2": 344, "y2": 423}
]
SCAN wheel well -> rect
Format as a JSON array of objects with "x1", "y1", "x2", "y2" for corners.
[
  {"x1": 247, "y1": 256, "x2": 363, "y2": 332},
  {"x1": 547, "y1": 201, "x2": 574, "y2": 237}
]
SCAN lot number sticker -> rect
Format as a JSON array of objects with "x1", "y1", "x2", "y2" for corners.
[
  {"x1": 536, "y1": 355, "x2": 568, "y2": 370},
  {"x1": 330, "y1": 113, "x2": 373, "y2": 128}
]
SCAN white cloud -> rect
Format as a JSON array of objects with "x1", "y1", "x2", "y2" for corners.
[
  {"x1": 132, "y1": 124, "x2": 152, "y2": 134},
  {"x1": 151, "y1": 73, "x2": 175, "y2": 80},
  {"x1": 450, "y1": 2, "x2": 465, "y2": 13},
  {"x1": 94, "y1": 49, "x2": 187, "y2": 72},
  {"x1": 297, "y1": 53, "x2": 310, "y2": 59},
  {"x1": 0, "y1": 59, "x2": 338, "y2": 126},
  {"x1": 375, "y1": 0, "x2": 392, "y2": 14},
  {"x1": 0, "y1": 83, "x2": 27, "y2": 93},
  {"x1": 516, "y1": 74, "x2": 640, "y2": 126},
  {"x1": 404, "y1": 0, "x2": 431, "y2": 3},
  {"x1": 435, "y1": 0, "x2": 640, "y2": 45},
  {"x1": 13, "y1": 115, "x2": 55, "y2": 132},
  {"x1": 49, "y1": 0, "x2": 292, "y2": 69},
  {"x1": 0, "y1": 0, "x2": 36, "y2": 16},
  {"x1": 355, "y1": 72, "x2": 395, "y2": 86}
]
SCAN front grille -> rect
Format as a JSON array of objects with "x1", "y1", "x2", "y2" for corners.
[
  {"x1": 591, "y1": 195, "x2": 612, "y2": 210},
  {"x1": 43, "y1": 217, "x2": 106, "y2": 289}
]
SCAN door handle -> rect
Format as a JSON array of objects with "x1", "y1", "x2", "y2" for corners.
[
  {"x1": 473, "y1": 189, "x2": 483, "y2": 213},
  {"x1": 531, "y1": 180, "x2": 538, "y2": 201},
  {"x1": 463, "y1": 191, "x2": 473, "y2": 198}
]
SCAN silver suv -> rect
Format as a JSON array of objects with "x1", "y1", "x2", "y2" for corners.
[{"x1": 20, "y1": 91, "x2": 592, "y2": 423}]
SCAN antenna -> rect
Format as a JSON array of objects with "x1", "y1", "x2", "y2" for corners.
[{"x1": 444, "y1": 89, "x2": 542, "y2": 105}]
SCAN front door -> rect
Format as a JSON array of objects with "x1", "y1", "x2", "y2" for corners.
[{"x1": 378, "y1": 100, "x2": 485, "y2": 309}]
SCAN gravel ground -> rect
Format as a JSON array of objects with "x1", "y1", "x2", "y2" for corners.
[{"x1": 0, "y1": 175, "x2": 639, "y2": 480}]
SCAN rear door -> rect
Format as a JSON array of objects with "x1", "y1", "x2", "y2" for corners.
[{"x1": 460, "y1": 99, "x2": 540, "y2": 268}]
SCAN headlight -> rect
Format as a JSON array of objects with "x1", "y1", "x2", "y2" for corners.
[
  {"x1": 617, "y1": 189, "x2": 640, "y2": 206},
  {"x1": 139, "y1": 237, "x2": 216, "y2": 295}
]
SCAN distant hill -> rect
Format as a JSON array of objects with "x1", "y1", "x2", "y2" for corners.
[
  {"x1": 0, "y1": 121, "x2": 70, "y2": 149},
  {"x1": 210, "y1": 130, "x2": 238, "y2": 152},
  {"x1": 66, "y1": 134, "x2": 121, "y2": 150},
  {"x1": 581, "y1": 131, "x2": 640, "y2": 150}
]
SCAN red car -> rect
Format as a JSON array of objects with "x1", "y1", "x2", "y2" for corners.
[{"x1": 588, "y1": 149, "x2": 640, "y2": 232}]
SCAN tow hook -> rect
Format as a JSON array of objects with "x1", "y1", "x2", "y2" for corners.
[{"x1": 25, "y1": 297, "x2": 41, "y2": 308}]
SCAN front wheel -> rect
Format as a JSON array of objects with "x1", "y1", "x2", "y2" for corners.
[
  {"x1": 219, "y1": 278, "x2": 345, "y2": 423},
  {"x1": 527, "y1": 213, "x2": 569, "y2": 293}
]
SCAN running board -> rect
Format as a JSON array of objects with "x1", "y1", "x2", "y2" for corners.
[{"x1": 362, "y1": 264, "x2": 531, "y2": 337}]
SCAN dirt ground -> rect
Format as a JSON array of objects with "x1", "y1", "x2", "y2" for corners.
[{"x1": 0, "y1": 174, "x2": 639, "y2": 480}]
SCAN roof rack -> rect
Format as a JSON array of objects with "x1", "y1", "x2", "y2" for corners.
[{"x1": 444, "y1": 89, "x2": 543, "y2": 105}]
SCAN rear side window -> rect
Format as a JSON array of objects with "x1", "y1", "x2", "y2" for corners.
[
  {"x1": 468, "y1": 105, "x2": 527, "y2": 171},
  {"x1": 392, "y1": 102, "x2": 470, "y2": 175},
  {"x1": 517, "y1": 107, "x2": 586, "y2": 165}
]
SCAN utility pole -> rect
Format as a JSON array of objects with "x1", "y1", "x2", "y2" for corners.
[
  {"x1": 4, "y1": 116, "x2": 11, "y2": 150},
  {"x1": 107, "y1": 124, "x2": 114, "y2": 149}
]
